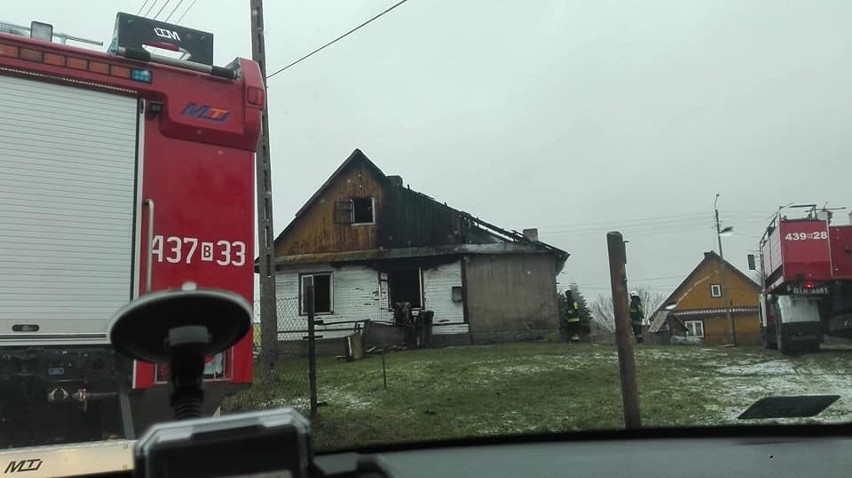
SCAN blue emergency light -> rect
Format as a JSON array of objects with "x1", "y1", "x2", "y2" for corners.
[{"x1": 131, "y1": 68, "x2": 152, "y2": 83}]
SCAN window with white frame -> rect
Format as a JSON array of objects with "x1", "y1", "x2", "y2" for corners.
[
  {"x1": 685, "y1": 320, "x2": 705, "y2": 338},
  {"x1": 300, "y1": 273, "x2": 333, "y2": 315},
  {"x1": 710, "y1": 284, "x2": 722, "y2": 298}
]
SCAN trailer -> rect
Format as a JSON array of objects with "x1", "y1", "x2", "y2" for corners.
[
  {"x1": 0, "y1": 13, "x2": 263, "y2": 447},
  {"x1": 755, "y1": 204, "x2": 852, "y2": 355}
]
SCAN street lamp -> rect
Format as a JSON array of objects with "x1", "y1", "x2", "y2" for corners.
[{"x1": 715, "y1": 194, "x2": 736, "y2": 346}]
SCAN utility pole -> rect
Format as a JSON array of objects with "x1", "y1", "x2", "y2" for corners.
[
  {"x1": 607, "y1": 232, "x2": 641, "y2": 429},
  {"x1": 250, "y1": 0, "x2": 279, "y2": 368},
  {"x1": 715, "y1": 194, "x2": 736, "y2": 346}
]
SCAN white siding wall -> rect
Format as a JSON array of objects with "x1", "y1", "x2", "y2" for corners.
[
  {"x1": 275, "y1": 261, "x2": 469, "y2": 340},
  {"x1": 423, "y1": 262, "x2": 467, "y2": 335},
  {"x1": 275, "y1": 264, "x2": 389, "y2": 340}
]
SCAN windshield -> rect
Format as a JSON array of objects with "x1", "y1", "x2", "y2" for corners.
[{"x1": 2, "y1": 0, "x2": 852, "y2": 458}]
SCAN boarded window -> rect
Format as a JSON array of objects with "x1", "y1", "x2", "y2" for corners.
[
  {"x1": 300, "y1": 273, "x2": 332, "y2": 314},
  {"x1": 710, "y1": 284, "x2": 722, "y2": 298},
  {"x1": 352, "y1": 197, "x2": 375, "y2": 224},
  {"x1": 334, "y1": 201, "x2": 353, "y2": 224},
  {"x1": 389, "y1": 268, "x2": 422, "y2": 308},
  {"x1": 685, "y1": 320, "x2": 704, "y2": 338}
]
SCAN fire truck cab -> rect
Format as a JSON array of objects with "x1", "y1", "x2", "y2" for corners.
[{"x1": 0, "y1": 13, "x2": 262, "y2": 447}]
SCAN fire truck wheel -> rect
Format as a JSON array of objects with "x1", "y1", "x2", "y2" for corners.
[
  {"x1": 762, "y1": 326, "x2": 778, "y2": 350},
  {"x1": 801, "y1": 340, "x2": 821, "y2": 354},
  {"x1": 776, "y1": 325, "x2": 797, "y2": 355}
]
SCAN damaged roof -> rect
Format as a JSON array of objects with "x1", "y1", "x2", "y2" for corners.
[{"x1": 272, "y1": 149, "x2": 569, "y2": 269}]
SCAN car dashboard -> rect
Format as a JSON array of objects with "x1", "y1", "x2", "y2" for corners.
[{"x1": 5, "y1": 424, "x2": 851, "y2": 477}]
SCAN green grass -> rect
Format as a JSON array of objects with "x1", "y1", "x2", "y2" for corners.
[{"x1": 221, "y1": 343, "x2": 852, "y2": 451}]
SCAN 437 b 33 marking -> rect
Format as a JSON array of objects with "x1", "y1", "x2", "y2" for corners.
[{"x1": 151, "y1": 235, "x2": 246, "y2": 266}]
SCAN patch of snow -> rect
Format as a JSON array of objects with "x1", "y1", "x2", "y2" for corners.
[
  {"x1": 318, "y1": 387, "x2": 373, "y2": 411},
  {"x1": 466, "y1": 359, "x2": 508, "y2": 367},
  {"x1": 261, "y1": 396, "x2": 309, "y2": 410},
  {"x1": 719, "y1": 360, "x2": 796, "y2": 376}
]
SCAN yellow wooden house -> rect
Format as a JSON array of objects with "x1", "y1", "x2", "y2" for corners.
[{"x1": 649, "y1": 251, "x2": 762, "y2": 346}]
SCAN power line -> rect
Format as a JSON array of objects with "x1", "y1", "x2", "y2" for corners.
[
  {"x1": 165, "y1": 0, "x2": 186, "y2": 22},
  {"x1": 631, "y1": 275, "x2": 685, "y2": 282},
  {"x1": 537, "y1": 212, "x2": 710, "y2": 230},
  {"x1": 176, "y1": 0, "x2": 198, "y2": 23},
  {"x1": 154, "y1": 0, "x2": 173, "y2": 20},
  {"x1": 542, "y1": 221, "x2": 715, "y2": 239},
  {"x1": 581, "y1": 286, "x2": 677, "y2": 292},
  {"x1": 137, "y1": 0, "x2": 152, "y2": 15},
  {"x1": 538, "y1": 210, "x2": 771, "y2": 232},
  {"x1": 542, "y1": 216, "x2": 714, "y2": 232},
  {"x1": 266, "y1": 0, "x2": 410, "y2": 79},
  {"x1": 541, "y1": 218, "x2": 714, "y2": 236},
  {"x1": 144, "y1": 0, "x2": 160, "y2": 17}
]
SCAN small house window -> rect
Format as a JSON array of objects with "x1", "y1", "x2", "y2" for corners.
[
  {"x1": 300, "y1": 273, "x2": 333, "y2": 315},
  {"x1": 710, "y1": 284, "x2": 722, "y2": 298},
  {"x1": 352, "y1": 198, "x2": 375, "y2": 224},
  {"x1": 685, "y1": 320, "x2": 705, "y2": 338},
  {"x1": 451, "y1": 286, "x2": 463, "y2": 303}
]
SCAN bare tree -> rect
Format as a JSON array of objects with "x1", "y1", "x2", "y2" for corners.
[
  {"x1": 637, "y1": 287, "x2": 666, "y2": 320},
  {"x1": 590, "y1": 294, "x2": 616, "y2": 332},
  {"x1": 589, "y1": 285, "x2": 667, "y2": 331}
]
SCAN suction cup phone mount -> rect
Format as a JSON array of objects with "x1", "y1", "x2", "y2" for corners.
[
  {"x1": 109, "y1": 283, "x2": 251, "y2": 419},
  {"x1": 108, "y1": 284, "x2": 382, "y2": 478}
]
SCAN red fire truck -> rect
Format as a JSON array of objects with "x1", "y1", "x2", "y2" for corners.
[
  {"x1": 756, "y1": 204, "x2": 852, "y2": 355},
  {"x1": 0, "y1": 13, "x2": 262, "y2": 446}
]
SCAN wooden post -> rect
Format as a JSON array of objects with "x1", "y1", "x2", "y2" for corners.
[
  {"x1": 250, "y1": 0, "x2": 280, "y2": 368},
  {"x1": 607, "y1": 232, "x2": 641, "y2": 429},
  {"x1": 307, "y1": 285, "x2": 318, "y2": 419},
  {"x1": 381, "y1": 348, "x2": 388, "y2": 389}
]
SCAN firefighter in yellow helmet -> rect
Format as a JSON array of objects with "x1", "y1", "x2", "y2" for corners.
[{"x1": 561, "y1": 290, "x2": 582, "y2": 343}]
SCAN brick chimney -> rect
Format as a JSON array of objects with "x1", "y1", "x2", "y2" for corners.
[
  {"x1": 387, "y1": 175, "x2": 403, "y2": 187},
  {"x1": 522, "y1": 228, "x2": 539, "y2": 241}
]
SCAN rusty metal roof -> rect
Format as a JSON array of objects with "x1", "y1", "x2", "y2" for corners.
[{"x1": 648, "y1": 310, "x2": 689, "y2": 333}]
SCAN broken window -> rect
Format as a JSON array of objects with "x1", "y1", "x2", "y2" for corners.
[
  {"x1": 300, "y1": 273, "x2": 333, "y2": 315},
  {"x1": 685, "y1": 320, "x2": 705, "y2": 338},
  {"x1": 710, "y1": 284, "x2": 722, "y2": 298},
  {"x1": 388, "y1": 268, "x2": 422, "y2": 309},
  {"x1": 352, "y1": 197, "x2": 375, "y2": 224}
]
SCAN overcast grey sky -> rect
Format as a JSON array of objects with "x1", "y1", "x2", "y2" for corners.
[{"x1": 7, "y1": 1, "x2": 851, "y2": 300}]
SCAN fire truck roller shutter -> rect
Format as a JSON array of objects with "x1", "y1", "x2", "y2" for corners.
[{"x1": 0, "y1": 74, "x2": 138, "y2": 343}]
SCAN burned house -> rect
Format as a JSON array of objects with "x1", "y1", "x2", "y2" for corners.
[{"x1": 272, "y1": 149, "x2": 569, "y2": 347}]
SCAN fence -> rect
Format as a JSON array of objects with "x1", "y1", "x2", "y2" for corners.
[
  {"x1": 643, "y1": 330, "x2": 763, "y2": 346},
  {"x1": 235, "y1": 297, "x2": 313, "y2": 416}
]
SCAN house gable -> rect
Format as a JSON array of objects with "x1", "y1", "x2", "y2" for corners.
[
  {"x1": 273, "y1": 149, "x2": 569, "y2": 268},
  {"x1": 658, "y1": 251, "x2": 761, "y2": 314},
  {"x1": 274, "y1": 149, "x2": 387, "y2": 257}
]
